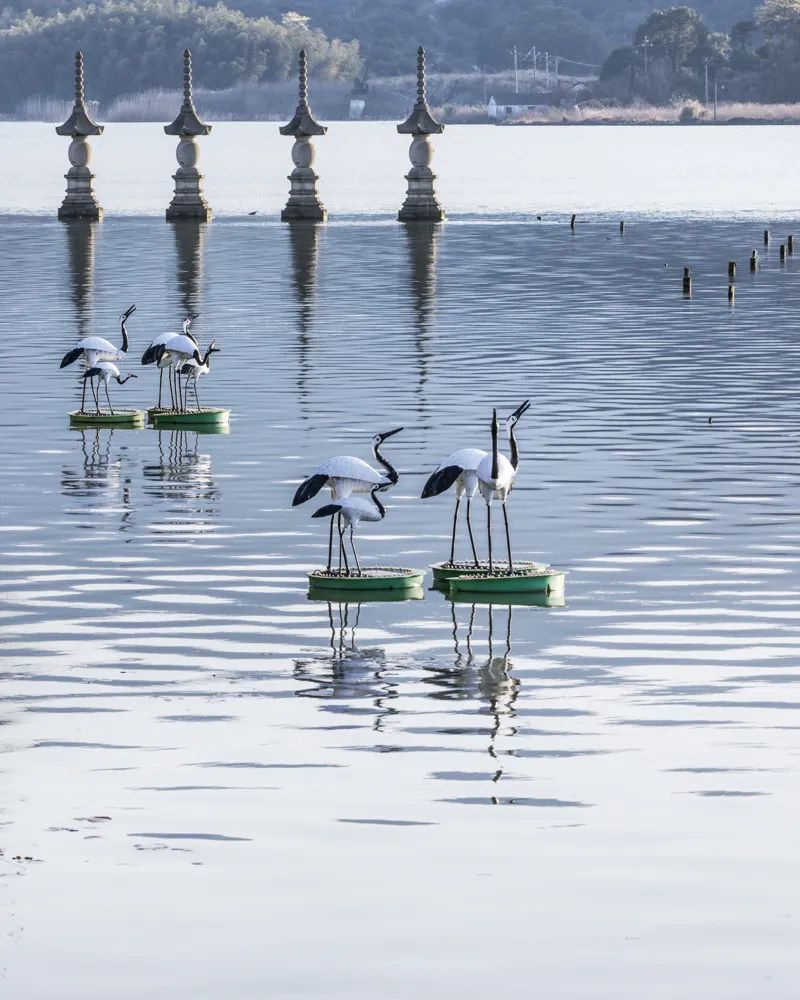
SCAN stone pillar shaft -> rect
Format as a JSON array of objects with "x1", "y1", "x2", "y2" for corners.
[
  {"x1": 164, "y1": 50, "x2": 212, "y2": 222},
  {"x1": 280, "y1": 50, "x2": 327, "y2": 222},
  {"x1": 56, "y1": 52, "x2": 103, "y2": 220},
  {"x1": 397, "y1": 47, "x2": 445, "y2": 223}
]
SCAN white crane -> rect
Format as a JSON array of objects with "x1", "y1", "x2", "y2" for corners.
[
  {"x1": 293, "y1": 428, "x2": 403, "y2": 572},
  {"x1": 312, "y1": 484, "x2": 386, "y2": 577},
  {"x1": 421, "y1": 400, "x2": 530, "y2": 567},
  {"x1": 476, "y1": 401, "x2": 530, "y2": 574},
  {"x1": 141, "y1": 316, "x2": 198, "y2": 410},
  {"x1": 156, "y1": 317, "x2": 203, "y2": 412},
  {"x1": 82, "y1": 362, "x2": 138, "y2": 415},
  {"x1": 180, "y1": 340, "x2": 219, "y2": 410},
  {"x1": 60, "y1": 305, "x2": 136, "y2": 413}
]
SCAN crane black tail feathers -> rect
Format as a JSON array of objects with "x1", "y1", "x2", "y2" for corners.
[
  {"x1": 60, "y1": 347, "x2": 84, "y2": 369},
  {"x1": 421, "y1": 465, "x2": 462, "y2": 499},
  {"x1": 82, "y1": 367, "x2": 102, "y2": 379},
  {"x1": 293, "y1": 473, "x2": 329, "y2": 506},
  {"x1": 180, "y1": 363, "x2": 193, "y2": 375},
  {"x1": 312, "y1": 503, "x2": 342, "y2": 518},
  {"x1": 141, "y1": 345, "x2": 157, "y2": 365}
]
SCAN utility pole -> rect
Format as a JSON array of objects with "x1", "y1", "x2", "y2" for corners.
[
  {"x1": 713, "y1": 77, "x2": 718, "y2": 120},
  {"x1": 512, "y1": 44, "x2": 519, "y2": 94},
  {"x1": 554, "y1": 55, "x2": 560, "y2": 86},
  {"x1": 545, "y1": 51, "x2": 550, "y2": 89},
  {"x1": 641, "y1": 35, "x2": 651, "y2": 87},
  {"x1": 532, "y1": 46, "x2": 537, "y2": 83},
  {"x1": 703, "y1": 56, "x2": 709, "y2": 105}
]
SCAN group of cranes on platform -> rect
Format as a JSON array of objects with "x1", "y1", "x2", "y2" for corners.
[
  {"x1": 59, "y1": 307, "x2": 220, "y2": 413},
  {"x1": 293, "y1": 400, "x2": 530, "y2": 576}
]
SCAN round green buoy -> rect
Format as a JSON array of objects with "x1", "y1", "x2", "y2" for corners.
[
  {"x1": 307, "y1": 567, "x2": 426, "y2": 593},
  {"x1": 69, "y1": 409, "x2": 145, "y2": 429},
  {"x1": 308, "y1": 583, "x2": 425, "y2": 603},
  {"x1": 448, "y1": 567, "x2": 566, "y2": 597},
  {"x1": 449, "y1": 589, "x2": 566, "y2": 608},
  {"x1": 431, "y1": 559, "x2": 547, "y2": 582},
  {"x1": 151, "y1": 407, "x2": 230, "y2": 430}
]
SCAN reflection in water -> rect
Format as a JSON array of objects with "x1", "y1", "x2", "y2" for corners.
[
  {"x1": 287, "y1": 222, "x2": 321, "y2": 411},
  {"x1": 293, "y1": 601, "x2": 397, "y2": 731},
  {"x1": 172, "y1": 221, "x2": 206, "y2": 319},
  {"x1": 142, "y1": 430, "x2": 219, "y2": 515},
  {"x1": 61, "y1": 428, "x2": 134, "y2": 531},
  {"x1": 404, "y1": 222, "x2": 441, "y2": 412},
  {"x1": 64, "y1": 219, "x2": 98, "y2": 338}
]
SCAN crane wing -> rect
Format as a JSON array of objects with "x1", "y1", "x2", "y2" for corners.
[
  {"x1": 421, "y1": 465, "x2": 463, "y2": 499},
  {"x1": 60, "y1": 347, "x2": 85, "y2": 369},
  {"x1": 312, "y1": 503, "x2": 342, "y2": 518},
  {"x1": 293, "y1": 473, "x2": 329, "y2": 506}
]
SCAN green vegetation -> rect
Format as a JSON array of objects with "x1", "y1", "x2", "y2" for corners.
[
  {"x1": 600, "y1": 0, "x2": 800, "y2": 102},
  {"x1": 0, "y1": 0, "x2": 360, "y2": 111}
]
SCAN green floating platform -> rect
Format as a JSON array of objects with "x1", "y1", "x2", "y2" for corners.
[
  {"x1": 308, "y1": 584, "x2": 425, "y2": 603},
  {"x1": 449, "y1": 589, "x2": 566, "y2": 608},
  {"x1": 448, "y1": 567, "x2": 566, "y2": 597},
  {"x1": 151, "y1": 407, "x2": 231, "y2": 430},
  {"x1": 431, "y1": 560, "x2": 548, "y2": 582},
  {"x1": 69, "y1": 409, "x2": 145, "y2": 428},
  {"x1": 308, "y1": 567, "x2": 426, "y2": 593}
]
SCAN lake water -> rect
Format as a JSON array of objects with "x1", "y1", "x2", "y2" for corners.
[{"x1": 2, "y1": 124, "x2": 800, "y2": 998}]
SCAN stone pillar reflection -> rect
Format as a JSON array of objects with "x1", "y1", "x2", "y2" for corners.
[{"x1": 55, "y1": 51, "x2": 104, "y2": 220}]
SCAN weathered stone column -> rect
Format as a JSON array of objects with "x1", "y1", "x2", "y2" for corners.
[
  {"x1": 397, "y1": 47, "x2": 445, "y2": 223},
  {"x1": 279, "y1": 50, "x2": 327, "y2": 222},
  {"x1": 164, "y1": 50, "x2": 212, "y2": 222},
  {"x1": 55, "y1": 52, "x2": 104, "y2": 221}
]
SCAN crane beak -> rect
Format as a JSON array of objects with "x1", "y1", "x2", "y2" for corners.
[
  {"x1": 509, "y1": 399, "x2": 531, "y2": 421},
  {"x1": 122, "y1": 304, "x2": 136, "y2": 320},
  {"x1": 379, "y1": 427, "x2": 403, "y2": 440}
]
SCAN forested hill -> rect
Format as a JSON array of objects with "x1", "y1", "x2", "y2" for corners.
[{"x1": 0, "y1": 0, "x2": 758, "y2": 87}]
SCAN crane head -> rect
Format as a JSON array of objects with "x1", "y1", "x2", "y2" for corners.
[
  {"x1": 372, "y1": 427, "x2": 403, "y2": 447},
  {"x1": 506, "y1": 399, "x2": 531, "y2": 428}
]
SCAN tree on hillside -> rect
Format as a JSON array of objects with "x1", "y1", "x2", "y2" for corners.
[
  {"x1": 0, "y1": 0, "x2": 360, "y2": 110},
  {"x1": 634, "y1": 5, "x2": 708, "y2": 72}
]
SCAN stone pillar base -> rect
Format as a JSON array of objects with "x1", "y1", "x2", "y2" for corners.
[
  {"x1": 166, "y1": 166, "x2": 211, "y2": 222},
  {"x1": 58, "y1": 166, "x2": 103, "y2": 220},
  {"x1": 398, "y1": 165, "x2": 444, "y2": 222},
  {"x1": 281, "y1": 167, "x2": 327, "y2": 222}
]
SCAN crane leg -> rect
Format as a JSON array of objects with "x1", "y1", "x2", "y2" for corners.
[
  {"x1": 466, "y1": 497, "x2": 479, "y2": 567},
  {"x1": 326, "y1": 515, "x2": 335, "y2": 573},
  {"x1": 91, "y1": 378, "x2": 100, "y2": 414},
  {"x1": 337, "y1": 513, "x2": 343, "y2": 575},
  {"x1": 80, "y1": 376, "x2": 87, "y2": 414},
  {"x1": 339, "y1": 518, "x2": 350, "y2": 577},
  {"x1": 350, "y1": 525, "x2": 361, "y2": 576},
  {"x1": 448, "y1": 496, "x2": 461, "y2": 566},
  {"x1": 158, "y1": 369, "x2": 163, "y2": 409},
  {"x1": 487, "y1": 502, "x2": 493, "y2": 575},
  {"x1": 502, "y1": 502, "x2": 513, "y2": 574},
  {"x1": 104, "y1": 379, "x2": 114, "y2": 415},
  {"x1": 194, "y1": 380, "x2": 200, "y2": 411},
  {"x1": 168, "y1": 369, "x2": 176, "y2": 411}
]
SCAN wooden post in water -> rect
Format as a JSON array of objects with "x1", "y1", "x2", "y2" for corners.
[
  {"x1": 682, "y1": 267, "x2": 692, "y2": 296},
  {"x1": 750, "y1": 250, "x2": 759, "y2": 272},
  {"x1": 789, "y1": 235, "x2": 795, "y2": 255},
  {"x1": 55, "y1": 52, "x2": 104, "y2": 220},
  {"x1": 570, "y1": 213, "x2": 577, "y2": 232},
  {"x1": 619, "y1": 220, "x2": 624, "y2": 235},
  {"x1": 728, "y1": 284, "x2": 735, "y2": 304},
  {"x1": 728, "y1": 261, "x2": 736, "y2": 281},
  {"x1": 764, "y1": 229, "x2": 770, "y2": 246},
  {"x1": 780, "y1": 244, "x2": 786, "y2": 263}
]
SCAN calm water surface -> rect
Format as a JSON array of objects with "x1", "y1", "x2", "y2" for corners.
[{"x1": 1, "y1": 125, "x2": 800, "y2": 997}]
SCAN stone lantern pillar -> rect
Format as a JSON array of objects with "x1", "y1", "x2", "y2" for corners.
[
  {"x1": 55, "y1": 51, "x2": 104, "y2": 220},
  {"x1": 164, "y1": 49, "x2": 212, "y2": 221},
  {"x1": 397, "y1": 47, "x2": 445, "y2": 223},
  {"x1": 279, "y1": 50, "x2": 327, "y2": 222}
]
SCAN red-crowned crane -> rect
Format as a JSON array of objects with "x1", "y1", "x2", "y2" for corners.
[
  {"x1": 61, "y1": 305, "x2": 136, "y2": 413},
  {"x1": 421, "y1": 400, "x2": 529, "y2": 567},
  {"x1": 293, "y1": 428, "x2": 403, "y2": 572},
  {"x1": 312, "y1": 484, "x2": 386, "y2": 576},
  {"x1": 82, "y1": 362, "x2": 138, "y2": 415},
  {"x1": 180, "y1": 340, "x2": 219, "y2": 410},
  {"x1": 477, "y1": 401, "x2": 530, "y2": 574}
]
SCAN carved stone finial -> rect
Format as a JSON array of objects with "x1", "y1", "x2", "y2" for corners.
[
  {"x1": 397, "y1": 45, "x2": 445, "y2": 222},
  {"x1": 397, "y1": 45, "x2": 443, "y2": 136},
  {"x1": 164, "y1": 48, "x2": 211, "y2": 137},
  {"x1": 56, "y1": 50, "x2": 103, "y2": 138},
  {"x1": 280, "y1": 49, "x2": 327, "y2": 138}
]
